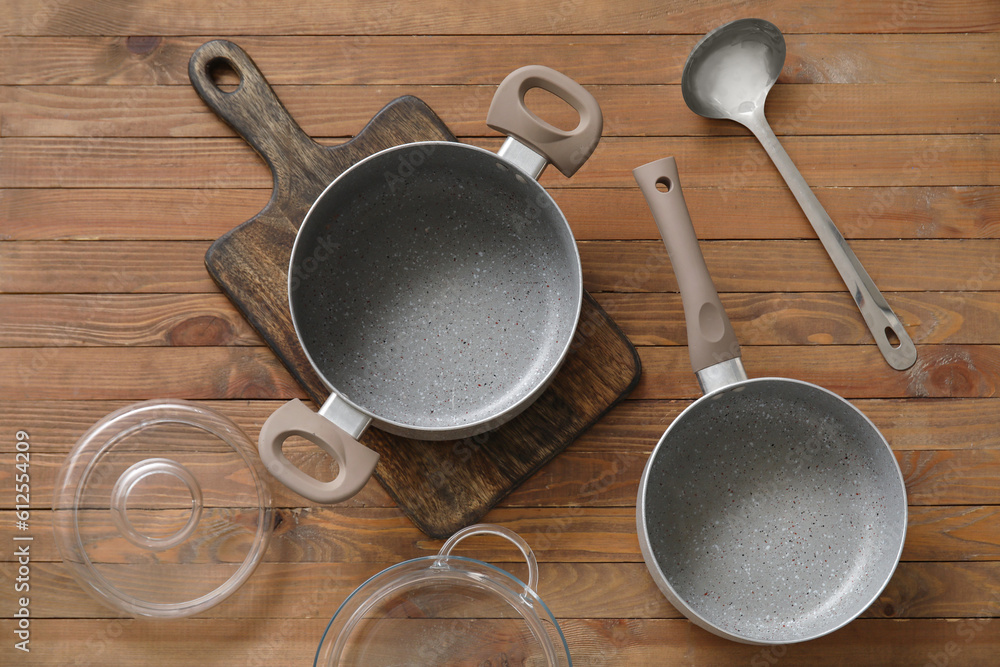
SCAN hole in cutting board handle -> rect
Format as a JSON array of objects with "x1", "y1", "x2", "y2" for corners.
[
  {"x1": 655, "y1": 177, "x2": 673, "y2": 193},
  {"x1": 206, "y1": 57, "x2": 242, "y2": 93}
]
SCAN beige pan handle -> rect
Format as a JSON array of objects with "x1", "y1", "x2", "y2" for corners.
[
  {"x1": 258, "y1": 398, "x2": 379, "y2": 504},
  {"x1": 633, "y1": 157, "x2": 742, "y2": 376},
  {"x1": 487, "y1": 65, "x2": 603, "y2": 178}
]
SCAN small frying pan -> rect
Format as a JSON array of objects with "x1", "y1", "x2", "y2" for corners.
[{"x1": 633, "y1": 157, "x2": 907, "y2": 644}]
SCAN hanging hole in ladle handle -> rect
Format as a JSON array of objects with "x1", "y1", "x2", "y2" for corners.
[{"x1": 885, "y1": 326, "x2": 901, "y2": 349}]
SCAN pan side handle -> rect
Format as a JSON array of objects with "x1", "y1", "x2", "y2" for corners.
[
  {"x1": 487, "y1": 65, "x2": 603, "y2": 178},
  {"x1": 633, "y1": 157, "x2": 741, "y2": 375},
  {"x1": 258, "y1": 398, "x2": 379, "y2": 504}
]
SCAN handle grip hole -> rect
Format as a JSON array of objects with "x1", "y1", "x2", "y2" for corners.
[
  {"x1": 884, "y1": 326, "x2": 902, "y2": 349},
  {"x1": 523, "y1": 86, "x2": 580, "y2": 131},
  {"x1": 280, "y1": 435, "x2": 340, "y2": 483},
  {"x1": 655, "y1": 177, "x2": 673, "y2": 193},
  {"x1": 206, "y1": 57, "x2": 242, "y2": 93}
]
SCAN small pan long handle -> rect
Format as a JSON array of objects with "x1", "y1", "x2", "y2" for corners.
[
  {"x1": 486, "y1": 65, "x2": 603, "y2": 178},
  {"x1": 745, "y1": 114, "x2": 917, "y2": 371},
  {"x1": 634, "y1": 157, "x2": 742, "y2": 375}
]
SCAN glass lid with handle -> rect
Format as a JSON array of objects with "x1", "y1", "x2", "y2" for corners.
[{"x1": 315, "y1": 524, "x2": 572, "y2": 666}]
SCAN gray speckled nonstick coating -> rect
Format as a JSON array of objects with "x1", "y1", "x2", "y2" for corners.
[
  {"x1": 638, "y1": 378, "x2": 907, "y2": 643},
  {"x1": 290, "y1": 142, "x2": 581, "y2": 434}
]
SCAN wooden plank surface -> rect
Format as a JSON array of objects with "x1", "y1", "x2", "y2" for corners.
[
  {"x1": 4, "y1": 83, "x2": 998, "y2": 138},
  {"x1": 4, "y1": 185, "x2": 999, "y2": 240},
  {"x1": 3, "y1": 35, "x2": 1000, "y2": 84},
  {"x1": 3, "y1": 240, "x2": 1000, "y2": 293},
  {"x1": 3, "y1": 135, "x2": 998, "y2": 188},
  {"x1": 3, "y1": 560, "x2": 999, "y2": 620},
  {"x1": 3, "y1": 291, "x2": 999, "y2": 347},
  {"x1": 3, "y1": 0, "x2": 999, "y2": 35},
  {"x1": 1, "y1": 1, "x2": 998, "y2": 665}
]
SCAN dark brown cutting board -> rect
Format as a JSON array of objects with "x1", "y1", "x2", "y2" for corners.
[{"x1": 191, "y1": 40, "x2": 641, "y2": 538}]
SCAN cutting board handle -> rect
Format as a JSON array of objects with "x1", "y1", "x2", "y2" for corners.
[{"x1": 189, "y1": 40, "x2": 324, "y2": 191}]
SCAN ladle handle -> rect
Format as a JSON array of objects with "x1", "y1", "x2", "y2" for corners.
[
  {"x1": 744, "y1": 114, "x2": 917, "y2": 371},
  {"x1": 633, "y1": 157, "x2": 741, "y2": 373}
]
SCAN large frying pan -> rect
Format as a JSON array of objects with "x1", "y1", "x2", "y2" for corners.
[{"x1": 633, "y1": 157, "x2": 907, "y2": 644}]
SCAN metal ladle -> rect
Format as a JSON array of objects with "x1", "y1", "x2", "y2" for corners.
[{"x1": 681, "y1": 18, "x2": 916, "y2": 370}]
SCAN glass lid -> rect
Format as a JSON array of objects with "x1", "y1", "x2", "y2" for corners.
[
  {"x1": 316, "y1": 524, "x2": 571, "y2": 666},
  {"x1": 52, "y1": 399, "x2": 273, "y2": 618}
]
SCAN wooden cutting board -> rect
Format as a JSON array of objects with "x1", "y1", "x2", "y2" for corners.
[{"x1": 191, "y1": 40, "x2": 641, "y2": 538}]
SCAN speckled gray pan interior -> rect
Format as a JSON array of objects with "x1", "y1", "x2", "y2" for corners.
[
  {"x1": 639, "y1": 378, "x2": 907, "y2": 643},
  {"x1": 290, "y1": 142, "x2": 581, "y2": 432}
]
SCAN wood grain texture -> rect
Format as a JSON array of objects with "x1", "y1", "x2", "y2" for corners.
[
  {"x1": 2, "y1": 2, "x2": 998, "y2": 664},
  {"x1": 3, "y1": 0, "x2": 999, "y2": 35},
  {"x1": 3, "y1": 344, "x2": 997, "y2": 400},
  {"x1": 3, "y1": 398, "x2": 997, "y2": 455},
  {"x1": 634, "y1": 345, "x2": 1000, "y2": 400},
  {"x1": 0, "y1": 241, "x2": 217, "y2": 293},
  {"x1": 569, "y1": 398, "x2": 1000, "y2": 455},
  {"x1": 4, "y1": 83, "x2": 998, "y2": 138},
  {"x1": 0, "y1": 293, "x2": 262, "y2": 346},
  {"x1": 7, "y1": 445, "x2": 996, "y2": 513},
  {"x1": 5, "y1": 185, "x2": 999, "y2": 241},
  {"x1": 4, "y1": 506, "x2": 1000, "y2": 563},
  {"x1": 597, "y1": 291, "x2": 1000, "y2": 346},
  {"x1": 579, "y1": 240, "x2": 1000, "y2": 293},
  {"x1": 0, "y1": 618, "x2": 998, "y2": 667},
  {"x1": 4, "y1": 135, "x2": 999, "y2": 188},
  {"x1": 0, "y1": 347, "x2": 307, "y2": 400},
  {"x1": 4, "y1": 560, "x2": 999, "y2": 620},
  {"x1": 3, "y1": 35, "x2": 1000, "y2": 85},
  {"x1": 3, "y1": 239, "x2": 998, "y2": 294}
]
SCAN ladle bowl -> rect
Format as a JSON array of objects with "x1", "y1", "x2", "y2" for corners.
[
  {"x1": 681, "y1": 18, "x2": 785, "y2": 121},
  {"x1": 680, "y1": 18, "x2": 917, "y2": 371}
]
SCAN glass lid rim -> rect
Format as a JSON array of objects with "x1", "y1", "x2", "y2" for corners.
[
  {"x1": 314, "y1": 554, "x2": 570, "y2": 666},
  {"x1": 52, "y1": 399, "x2": 274, "y2": 618}
]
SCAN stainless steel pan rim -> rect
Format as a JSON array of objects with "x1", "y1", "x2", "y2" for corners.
[{"x1": 636, "y1": 376, "x2": 908, "y2": 645}]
